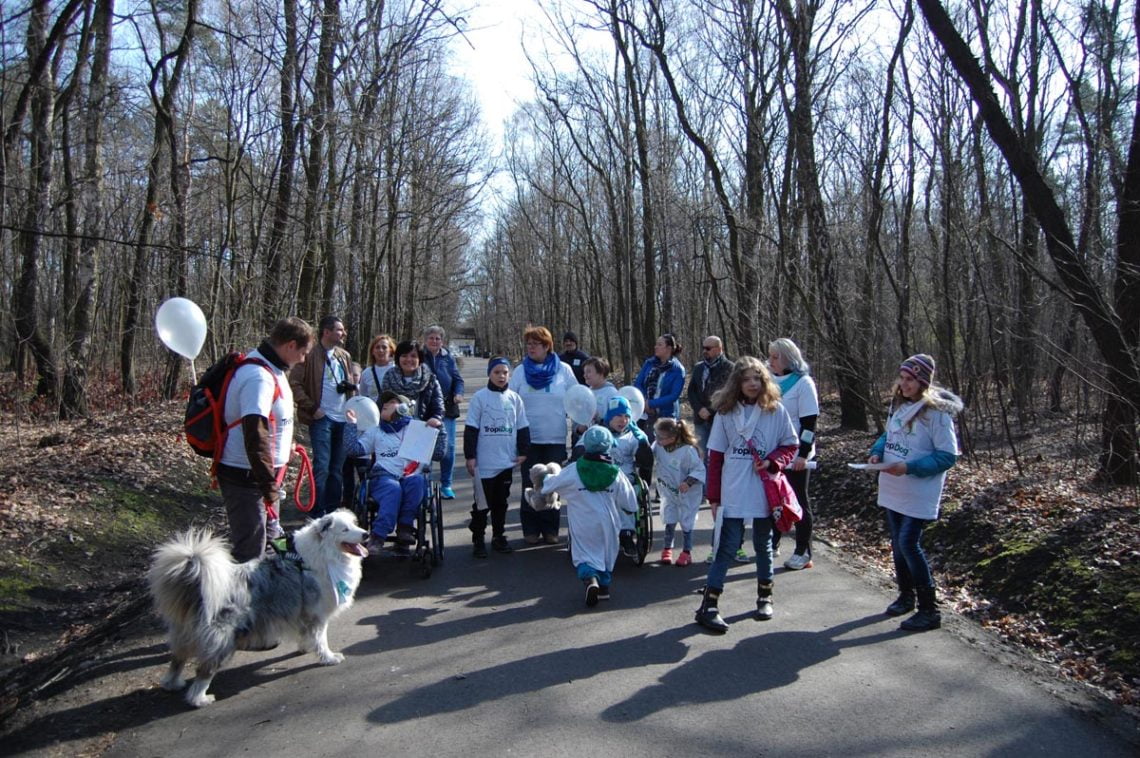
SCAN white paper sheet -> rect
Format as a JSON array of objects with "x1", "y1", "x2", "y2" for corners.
[
  {"x1": 847, "y1": 462, "x2": 893, "y2": 471},
  {"x1": 398, "y1": 420, "x2": 440, "y2": 464}
]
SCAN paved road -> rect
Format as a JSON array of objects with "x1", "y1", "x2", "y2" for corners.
[{"x1": 27, "y1": 360, "x2": 1140, "y2": 756}]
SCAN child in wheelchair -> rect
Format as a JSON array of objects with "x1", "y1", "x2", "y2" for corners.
[
  {"x1": 539, "y1": 426, "x2": 638, "y2": 607},
  {"x1": 600, "y1": 396, "x2": 652, "y2": 556},
  {"x1": 346, "y1": 390, "x2": 426, "y2": 556}
]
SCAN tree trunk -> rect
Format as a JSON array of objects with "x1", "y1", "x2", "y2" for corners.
[
  {"x1": 13, "y1": 0, "x2": 59, "y2": 399},
  {"x1": 120, "y1": 1, "x2": 197, "y2": 396},
  {"x1": 61, "y1": 0, "x2": 113, "y2": 418},
  {"x1": 779, "y1": 0, "x2": 867, "y2": 429}
]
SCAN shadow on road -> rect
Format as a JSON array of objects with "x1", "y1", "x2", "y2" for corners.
[
  {"x1": 366, "y1": 625, "x2": 698, "y2": 724},
  {"x1": 601, "y1": 613, "x2": 894, "y2": 722}
]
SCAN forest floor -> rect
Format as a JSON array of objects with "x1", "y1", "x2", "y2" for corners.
[{"x1": 0, "y1": 380, "x2": 1137, "y2": 738}]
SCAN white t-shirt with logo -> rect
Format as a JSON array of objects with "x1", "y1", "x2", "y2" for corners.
[
  {"x1": 707, "y1": 402, "x2": 797, "y2": 519},
  {"x1": 220, "y1": 348, "x2": 294, "y2": 469},
  {"x1": 877, "y1": 401, "x2": 960, "y2": 520},
  {"x1": 466, "y1": 388, "x2": 529, "y2": 477},
  {"x1": 778, "y1": 374, "x2": 820, "y2": 457},
  {"x1": 352, "y1": 424, "x2": 412, "y2": 478},
  {"x1": 508, "y1": 361, "x2": 578, "y2": 445},
  {"x1": 319, "y1": 348, "x2": 348, "y2": 422}
]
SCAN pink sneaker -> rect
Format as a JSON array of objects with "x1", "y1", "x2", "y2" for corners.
[
  {"x1": 675, "y1": 550, "x2": 693, "y2": 567},
  {"x1": 660, "y1": 548, "x2": 674, "y2": 565}
]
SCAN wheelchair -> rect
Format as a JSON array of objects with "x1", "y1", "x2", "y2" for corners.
[
  {"x1": 353, "y1": 459, "x2": 444, "y2": 578},
  {"x1": 630, "y1": 476, "x2": 654, "y2": 566}
]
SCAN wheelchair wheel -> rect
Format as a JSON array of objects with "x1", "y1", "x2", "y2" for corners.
[
  {"x1": 634, "y1": 478, "x2": 653, "y2": 566},
  {"x1": 429, "y1": 481, "x2": 444, "y2": 565},
  {"x1": 354, "y1": 480, "x2": 375, "y2": 534}
]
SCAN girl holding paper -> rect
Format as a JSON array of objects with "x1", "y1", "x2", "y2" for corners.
[
  {"x1": 868, "y1": 354, "x2": 962, "y2": 632},
  {"x1": 465, "y1": 358, "x2": 531, "y2": 557}
]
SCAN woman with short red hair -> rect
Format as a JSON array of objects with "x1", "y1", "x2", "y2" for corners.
[{"x1": 508, "y1": 326, "x2": 579, "y2": 544}]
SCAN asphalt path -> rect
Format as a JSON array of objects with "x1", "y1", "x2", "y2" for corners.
[{"x1": 67, "y1": 361, "x2": 1139, "y2": 755}]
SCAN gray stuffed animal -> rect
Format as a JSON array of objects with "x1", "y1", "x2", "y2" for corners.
[{"x1": 524, "y1": 462, "x2": 562, "y2": 511}]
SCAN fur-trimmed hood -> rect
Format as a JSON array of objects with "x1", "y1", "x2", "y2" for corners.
[{"x1": 927, "y1": 387, "x2": 964, "y2": 416}]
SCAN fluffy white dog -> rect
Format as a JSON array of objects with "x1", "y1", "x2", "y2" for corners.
[
  {"x1": 524, "y1": 462, "x2": 562, "y2": 511},
  {"x1": 148, "y1": 509, "x2": 368, "y2": 707}
]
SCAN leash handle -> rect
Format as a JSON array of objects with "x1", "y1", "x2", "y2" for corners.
[{"x1": 292, "y1": 444, "x2": 316, "y2": 512}]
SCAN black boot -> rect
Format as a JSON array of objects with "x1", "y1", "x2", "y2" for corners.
[
  {"x1": 469, "y1": 508, "x2": 488, "y2": 558},
  {"x1": 885, "y1": 585, "x2": 916, "y2": 617},
  {"x1": 695, "y1": 586, "x2": 729, "y2": 633},
  {"x1": 755, "y1": 580, "x2": 774, "y2": 621},
  {"x1": 900, "y1": 586, "x2": 941, "y2": 631}
]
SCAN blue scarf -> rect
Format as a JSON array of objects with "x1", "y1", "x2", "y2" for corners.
[
  {"x1": 776, "y1": 372, "x2": 803, "y2": 395},
  {"x1": 380, "y1": 415, "x2": 411, "y2": 434},
  {"x1": 523, "y1": 353, "x2": 560, "y2": 390}
]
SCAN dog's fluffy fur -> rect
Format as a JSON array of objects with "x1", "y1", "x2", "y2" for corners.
[
  {"x1": 148, "y1": 509, "x2": 368, "y2": 707},
  {"x1": 524, "y1": 462, "x2": 562, "y2": 511}
]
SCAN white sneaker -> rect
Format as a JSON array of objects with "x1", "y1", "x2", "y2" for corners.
[{"x1": 783, "y1": 553, "x2": 814, "y2": 570}]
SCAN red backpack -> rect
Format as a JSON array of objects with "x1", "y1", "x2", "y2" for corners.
[{"x1": 184, "y1": 352, "x2": 279, "y2": 466}]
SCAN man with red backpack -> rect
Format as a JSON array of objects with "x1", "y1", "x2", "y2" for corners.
[{"x1": 216, "y1": 317, "x2": 315, "y2": 561}]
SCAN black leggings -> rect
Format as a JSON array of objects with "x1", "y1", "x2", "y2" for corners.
[{"x1": 773, "y1": 467, "x2": 812, "y2": 555}]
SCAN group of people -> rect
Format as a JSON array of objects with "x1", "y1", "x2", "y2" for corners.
[{"x1": 215, "y1": 317, "x2": 960, "y2": 635}]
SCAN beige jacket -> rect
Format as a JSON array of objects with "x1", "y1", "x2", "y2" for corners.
[{"x1": 289, "y1": 344, "x2": 354, "y2": 426}]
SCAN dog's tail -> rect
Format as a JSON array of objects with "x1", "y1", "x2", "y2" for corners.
[{"x1": 148, "y1": 528, "x2": 236, "y2": 628}]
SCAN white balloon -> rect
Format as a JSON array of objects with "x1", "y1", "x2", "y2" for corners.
[
  {"x1": 155, "y1": 297, "x2": 207, "y2": 360},
  {"x1": 563, "y1": 384, "x2": 597, "y2": 426},
  {"x1": 346, "y1": 396, "x2": 381, "y2": 431},
  {"x1": 618, "y1": 386, "x2": 646, "y2": 421}
]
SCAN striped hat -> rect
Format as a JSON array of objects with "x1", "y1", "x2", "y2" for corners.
[{"x1": 899, "y1": 354, "x2": 935, "y2": 387}]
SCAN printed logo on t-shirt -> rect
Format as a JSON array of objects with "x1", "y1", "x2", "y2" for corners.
[
  {"x1": 483, "y1": 424, "x2": 513, "y2": 434},
  {"x1": 377, "y1": 449, "x2": 399, "y2": 458},
  {"x1": 886, "y1": 440, "x2": 911, "y2": 458}
]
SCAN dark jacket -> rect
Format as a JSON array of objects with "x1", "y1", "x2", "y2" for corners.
[
  {"x1": 380, "y1": 366, "x2": 444, "y2": 424},
  {"x1": 559, "y1": 348, "x2": 590, "y2": 384},
  {"x1": 688, "y1": 354, "x2": 733, "y2": 424}
]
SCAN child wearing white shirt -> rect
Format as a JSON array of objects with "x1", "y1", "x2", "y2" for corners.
[
  {"x1": 652, "y1": 418, "x2": 705, "y2": 567},
  {"x1": 464, "y1": 358, "x2": 531, "y2": 557}
]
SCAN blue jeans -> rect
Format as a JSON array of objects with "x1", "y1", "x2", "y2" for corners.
[
  {"x1": 519, "y1": 443, "x2": 565, "y2": 538},
  {"x1": 439, "y1": 417, "x2": 457, "y2": 488},
  {"x1": 694, "y1": 419, "x2": 712, "y2": 460},
  {"x1": 310, "y1": 416, "x2": 347, "y2": 517},
  {"x1": 884, "y1": 509, "x2": 933, "y2": 588},
  {"x1": 575, "y1": 562, "x2": 612, "y2": 587},
  {"x1": 707, "y1": 516, "x2": 773, "y2": 592},
  {"x1": 369, "y1": 473, "x2": 426, "y2": 537}
]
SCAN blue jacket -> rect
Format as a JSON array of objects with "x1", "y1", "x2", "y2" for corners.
[
  {"x1": 423, "y1": 348, "x2": 464, "y2": 402},
  {"x1": 634, "y1": 356, "x2": 686, "y2": 419}
]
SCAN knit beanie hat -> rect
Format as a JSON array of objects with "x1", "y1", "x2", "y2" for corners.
[
  {"x1": 603, "y1": 395, "x2": 632, "y2": 425},
  {"x1": 563, "y1": 331, "x2": 579, "y2": 345},
  {"x1": 487, "y1": 357, "x2": 510, "y2": 375},
  {"x1": 379, "y1": 391, "x2": 413, "y2": 417},
  {"x1": 899, "y1": 354, "x2": 935, "y2": 387},
  {"x1": 582, "y1": 425, "x2": 614, "y2": 454}
]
